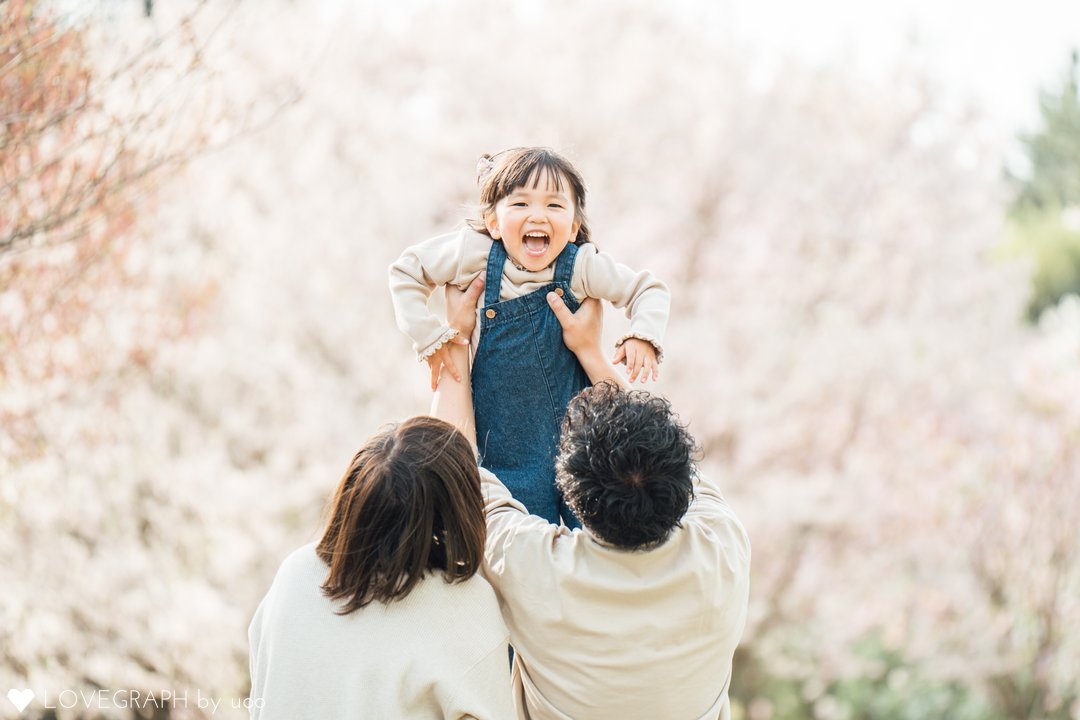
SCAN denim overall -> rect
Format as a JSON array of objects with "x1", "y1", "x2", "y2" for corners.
[{"x1": 472, "y1": 240, "x2": 591, "y2": 528}]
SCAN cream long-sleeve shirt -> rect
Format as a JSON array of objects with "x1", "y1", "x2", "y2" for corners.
[
  {"x1": 479, "y1": 468, "x2": 751, "y2": 720},
  {"x1": 248, "y1": 542, "x2": 514, "y2": 720},
  {"x1": 388, "y1": 228, "x2": 670, "y2": 362}
]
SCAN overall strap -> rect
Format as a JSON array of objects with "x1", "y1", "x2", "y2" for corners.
[
  {"x1": 484, "y1": 240, "x2": 507, "y2": 306},
  {"x1": 553, "y1": 242, "x2": 579, "y2": 286}
]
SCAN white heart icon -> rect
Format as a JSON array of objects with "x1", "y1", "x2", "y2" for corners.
[{"x1": 7, "y1": 689, "x2": 34, "y2": 713}]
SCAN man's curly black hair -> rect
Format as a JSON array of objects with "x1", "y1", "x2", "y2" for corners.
[{"x1": 555, "y1": 381, "x2": 698, "y2": 550}]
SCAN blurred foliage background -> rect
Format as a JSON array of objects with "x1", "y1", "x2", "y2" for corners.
[
  {"x1": 1006, "y1": 51, "x2": 1080, "y2": 321},
  {"x1": 2, "y1": 1, "x2": 1079, "y2": 719}
]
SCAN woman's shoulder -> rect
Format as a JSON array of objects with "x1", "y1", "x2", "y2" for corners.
[
  {"x1": 280, "y1": 540, "x2": 321, "y2": 567},
  {"x1": 267, "y1": 542, "x2": 325, "y2": 589},
  {"x1": 422, "y1": 571, "x2": 500, "y2": 607},
  {"x1": 419, "y1": 574, "x2": 503, "y2": 624}
]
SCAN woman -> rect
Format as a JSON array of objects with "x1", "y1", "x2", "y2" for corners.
[{"x1": 247, "y1": 415, "x2": 513, "y2": 719}]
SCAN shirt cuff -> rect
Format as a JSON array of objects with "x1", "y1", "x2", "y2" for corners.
[{"x1": 417, "y1": 326, "x2": 461, "y2": 362}]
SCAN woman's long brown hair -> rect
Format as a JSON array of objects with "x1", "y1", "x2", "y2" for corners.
[{"x1": 316, "y1": 416, "x2": 485, "y2": 614}]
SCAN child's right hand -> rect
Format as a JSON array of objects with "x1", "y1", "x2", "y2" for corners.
[
  {"x1": 426, "y1": 343, "x2": 468, "y2": 390},
  {"x1": 613, "y1": 337, "x2": 660, "y2": 384}
]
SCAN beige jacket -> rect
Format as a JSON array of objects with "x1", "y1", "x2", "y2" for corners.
[
  {"x1": 388, "y1": 228, "x2": 670, "y2": 362},
  {"x1": 479, "y1": 468, "x2": 751, "y2": 720}
]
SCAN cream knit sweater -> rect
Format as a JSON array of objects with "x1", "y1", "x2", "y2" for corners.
[
  {"x1": 480, "y1": 469, "x2": 751, "y2": 720},
  {"x1": 389, "y1": 228, "x2": 670, "y2": 362},
  {"x1": 248, "y1": 543, "x2": 513, "y2": 719}
]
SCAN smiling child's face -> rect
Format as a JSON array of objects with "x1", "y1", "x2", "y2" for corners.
[{"x1": 485, "y1": 170, "x2": 581, "y2": 272}]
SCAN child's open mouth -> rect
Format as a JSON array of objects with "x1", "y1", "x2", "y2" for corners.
[{"x1": 523, "y1": 231, "x2": 550, "y2": 257}]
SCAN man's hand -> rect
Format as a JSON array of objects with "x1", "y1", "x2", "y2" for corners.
[
  {"x1": 546, "y1": 293, "x2": 629, "y2": 388},
  {"x1": 545, "y1": 293, "x2": 603, "y2": 356}
]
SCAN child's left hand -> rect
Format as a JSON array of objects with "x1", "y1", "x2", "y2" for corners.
[{"x1": 613, "y1": 338, "x2": 659, "y2": 384}]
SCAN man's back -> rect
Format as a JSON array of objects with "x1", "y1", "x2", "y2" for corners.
[{"x1": 481, "y1": 468, "x2": 751, "y2": 720}]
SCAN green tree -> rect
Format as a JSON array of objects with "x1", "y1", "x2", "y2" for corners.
[
  {"x1": 1007, "y1": 50, "x2": 1080, "y2": 320},
  {"x1": 1013, "y1": 51, "x2": 1080, "y2": 212}
]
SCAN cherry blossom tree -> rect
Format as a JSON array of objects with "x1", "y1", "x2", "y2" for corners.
[{"x1": 1, "y1": 1, "x2": 271, "y2": 716}]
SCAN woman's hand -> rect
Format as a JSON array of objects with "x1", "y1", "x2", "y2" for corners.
[
  {"x1": 445, "y1": 276, "x2": 485, "y2": 337},
  {"x1": 427, "y1": 277, "x2": 486, "y2": 390}
]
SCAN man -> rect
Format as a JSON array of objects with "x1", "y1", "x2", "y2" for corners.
[{"x1": 433, "y1": 280, "x2": 750, "y2": 720}]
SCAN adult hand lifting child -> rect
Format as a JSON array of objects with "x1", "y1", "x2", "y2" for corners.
[
  {"x1": 425, "y1": 274, "x2": 485, "y2": 390},
  {"x1": 444, "y1": 278, "x2": 629, "y2": 392},
  {"x1": 429, "y1": 287, "x2": 656, "y2": 388}
]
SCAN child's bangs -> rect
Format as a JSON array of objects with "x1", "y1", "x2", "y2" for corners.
[{"x1": 501, "y1": 152, "x2": 568, "y2": 196}]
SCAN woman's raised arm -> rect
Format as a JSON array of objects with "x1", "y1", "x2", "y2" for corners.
[{"x1": 430, "y1": 277, "x2": 485, "y2": 449}]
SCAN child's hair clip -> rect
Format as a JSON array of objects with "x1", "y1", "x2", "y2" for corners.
[{"x1": 476, "y1": 154, "x2": 496, "y2": 182}]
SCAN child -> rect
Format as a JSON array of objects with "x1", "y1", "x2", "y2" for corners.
[{"x1": 389, "y1": 147, "x2": 669, "y2": 527}]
